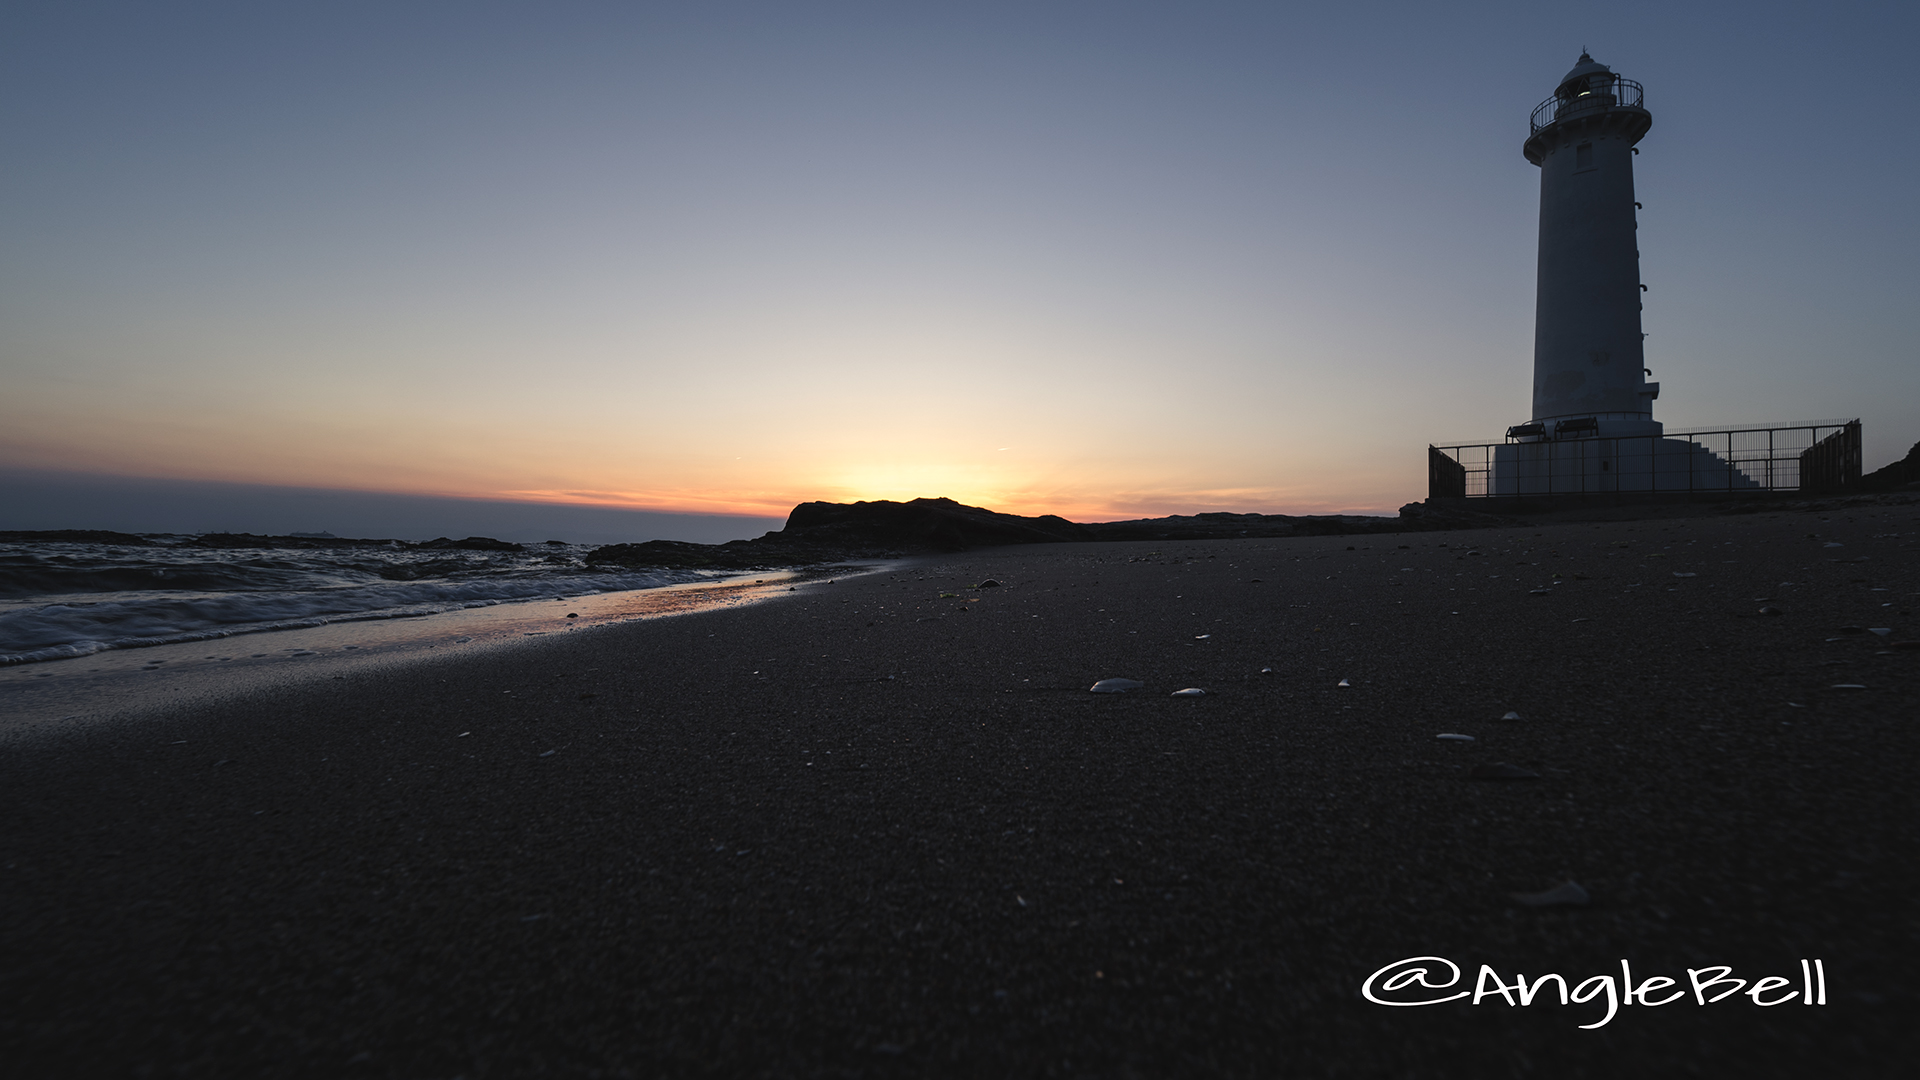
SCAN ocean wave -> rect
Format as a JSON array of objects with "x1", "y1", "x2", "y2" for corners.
[
  {"x1": 0, "y1": 567, "x2": 706, "y2": 664},
  {"x1": 0, "y1": 549, "x2": 533, "y2": 597}
]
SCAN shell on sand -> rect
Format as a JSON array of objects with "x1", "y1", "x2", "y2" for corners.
[
  {"x1": 1170, "y1": 688, "x2": 1206, "y2": 697},
  {"x1": 1090, "y1": 678, "x2": 1144, "y2": 694}
]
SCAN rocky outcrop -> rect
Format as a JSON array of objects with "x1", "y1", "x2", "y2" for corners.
[
  {"x1": 1857, "y1": 441, "x2": 1920, "y2": 492},
  {"x1": 587, "y1": 498, "x2": 1090, "y2": 570},
  {"x1": 583, "y1": 497, "x2": 1478, "y2": 570},
  {"x1": 1395, "y1": 499, "x2": 1524, "y2": 530},
  {"x1": 412, "y1": 536, "x2": 526, "y2": 552},
  {"x1": 783, "y1": 498, "x2": 1090, "y2": 549}
]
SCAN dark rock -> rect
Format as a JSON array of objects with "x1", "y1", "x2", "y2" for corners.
[
  {"x1": 783, "y1": 497, "x2": 1090, "y2": 550},
  {"x1": 412, "y1": 536, "x2": 525, "y2": 552},
  {"x1": 1856, "y1": 440, "x2": 1920, "y2": 492},
  {"x1": 186, "y1": 533, "x2": 402, "y2": 549},
  {"x1": 584, "y1": 492, "x2": 1511, "y2": 571},
  {"x1": 1397, "y1": 500, "x2": 1523, "y2": 531},
  {"x1": 586, "y1": 539, "x2": 748, "y2": 570},
  {"x1": 589, "y1": 498, "x2": 1085, "y2": 569}
]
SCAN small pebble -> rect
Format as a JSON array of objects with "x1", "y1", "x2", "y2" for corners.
[
  {"x1": 1090, "y1": 678, "x2": 1144, "y2": 694},
  {"x1": 1437, "y1": 733, "x2": 1475, "y2": 742},
  {"x1": 1500, "y1": 711, "x2": 1523, "y2": 721},
  {"x1": 1830, "y1": 684, "x2": 1867, "y2": 690},
  {"x1": 1510, "y1": 880, "x2": 1590, "y2": 907},
  {"x1": 1337, "y1": 679, "x2": 1351, "y2": 688},
  {"x1": 1171, "y1": 688, "x2": 1206, "y2": 697},
  {"x1": 1758, "y1": 606, "x2": 1783, "y2": 616}
]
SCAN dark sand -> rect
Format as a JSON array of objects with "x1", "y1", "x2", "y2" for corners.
[{"x1": 3, "y1": 501, "x2": 1916, "y2": 1076}]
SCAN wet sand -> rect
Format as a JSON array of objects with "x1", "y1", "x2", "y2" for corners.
[
  {"x1": 0, "y1": 570, "x2": 819, "y2": 739},
  {"x1": 2, "y1": 501, "x2": 1915, "y2": 1076}
]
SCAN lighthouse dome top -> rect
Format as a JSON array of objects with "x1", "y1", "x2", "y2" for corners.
[{"x1": 1558, "y1": 52, "x2": 1614, "y2": 89}]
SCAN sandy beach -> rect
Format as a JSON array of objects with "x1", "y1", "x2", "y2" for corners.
[{"x1": 2, "y1": 500, "x2": 1914, "y2": 1076}]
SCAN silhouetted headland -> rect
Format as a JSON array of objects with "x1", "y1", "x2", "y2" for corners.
[{"x1": 584, "y1": 496, "x2": 1513, "y2": 570}]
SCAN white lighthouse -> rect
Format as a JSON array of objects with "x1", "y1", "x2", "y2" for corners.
[
  {"x1": 1480, "y1": 54, "x2": 1760, "y2": 496},
  {"x1": 1428, "y1": 54, "x2": 1853, "y2": 500},
  {"x1": 1515, "y1": 52, "x2": 1659, "y2": 440}
]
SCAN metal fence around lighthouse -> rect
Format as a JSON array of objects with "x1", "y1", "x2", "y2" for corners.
[{"x1": 1428, "y1": 419, "x2": 1861, "y2": 501}]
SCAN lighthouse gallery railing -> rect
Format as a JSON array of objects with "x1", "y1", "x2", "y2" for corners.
[{"x1": 1530, "y1": 77, "x2": 1644, "y2": 134}]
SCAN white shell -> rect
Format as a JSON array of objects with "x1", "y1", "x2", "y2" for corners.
[
  {"x1": 1090, "y1": 678, "x2": 1144, "y2": 693},
  {"x1": 1171, "y1": 688, "x2": 1206, "y2": 697}
]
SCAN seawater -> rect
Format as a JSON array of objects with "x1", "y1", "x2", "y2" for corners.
[{"x1": 0, "y1": 538, "x2": 715, "y2": 665}]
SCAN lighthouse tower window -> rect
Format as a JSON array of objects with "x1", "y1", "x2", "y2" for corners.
[{"x1": 1576, "y1": 143, "x2": 1594, "y2": 168}]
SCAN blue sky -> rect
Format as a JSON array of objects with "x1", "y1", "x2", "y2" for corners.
[{"x1": 3, "y1": 1, "x2": 1914, "y2": 536}]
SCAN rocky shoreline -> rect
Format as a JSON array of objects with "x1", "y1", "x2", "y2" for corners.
[{"x1": 583, "y1": 496, "x2": 1519, "y2": 571}]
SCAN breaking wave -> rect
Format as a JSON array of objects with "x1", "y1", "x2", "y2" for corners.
[{"x1": 0, "y1": 540, "x2": 710, "y2": 665}]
